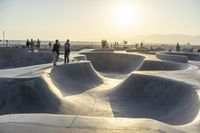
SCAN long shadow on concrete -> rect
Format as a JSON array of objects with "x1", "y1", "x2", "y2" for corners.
[
  {"x1": 0, "y1": 47, "x2": 61, "y2": 69},
  {"x1": 108, "y1": 73, "x2": 200, "y2": 125},
  {"x1": 0, "y1": 77, "x2": 61, "y2": 115}
]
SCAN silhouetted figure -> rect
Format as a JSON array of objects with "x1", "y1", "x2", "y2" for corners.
[
  {"x1": 36, "y1": 39, "x2": 41, "y2": 49},
  {"x1": 101, "y1": 40, "x2": 108, "y2": 48},
  {"x1": 140, "y1": 42, "x2": 143, "y2": 47},
  {"x1": 52, "y1": 40, "x2": 60, "y2": 66},
  {"x1": 30, "y1": 39, "x2": 34, "y2": 52},
  {"x1": 6, "y1": 40, "x2": 9, "y2": 47},
  {"x1": 123, "y1": 40, "x2": 127, "y2": 47},
  {"x1": 26, "y1": 39, "x2": 30, "y2": 49},
  {"x1": 176, "y1": 43, "x2": 180, "y2": 52},
  {"x1": 49, "y1": 41, "x2": 52, "y2": 48},
  {"x1": 64, "y1": 39, "x2": 71, "y2": 63},
  {"x1": 135, "y1": 44, "x2": 139, "y2": 48}
]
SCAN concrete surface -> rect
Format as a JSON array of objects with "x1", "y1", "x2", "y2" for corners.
[
  {"x1": 50, "y1": 61, "x2": 103, "y2": 95},
  {"x1": 156, "y1": 52, "x2": 188, "y2": 63},
  {"x1": 83, "y1": 52, "x2": 145, "y2": 74},
  {"x1": 0, "y1": 48, "x2": 56, "y2": 69},
  {"x1": 108, "y1": 74, "x2": 199, "y2": 125},
  {"x1": 0, "y1": 48, "x2": 200, "y2": 133},
  {"x1": 156, "y1": 51, "x2": 200, "y2": 63},
  {"x1": 139, "y1": 60, "x2": 190, "y2": 71}
]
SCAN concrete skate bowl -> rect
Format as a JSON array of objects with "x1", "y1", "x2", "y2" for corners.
[
  {"x1": 91, "y1": 48, "x2": 114, "y2": 53},
  {"x1": 138, "y1": 60, "x2": 190, "y2": 71},
  {"x1": 50, "y1": 61, "x2": 103, "y2": 96},
  {"x1": 0, "y1": 77, "x2": 62, "y2": 115},
  {"x1": 108, "y1": 74, "x2": 200, "y2": 125},
  {"x1": 156, "y1": 51, "x2": 200, "y2": 63},
  {"x1": 156, "y1": 52, "x2": 188, "y2": 63},
  {"x1": 126, "y1": 47, "x2": 150, "y2": 53},
  {"x1": 169, "y1": 52, "x2": 200, "y2": 61},
  {"x1": 73, "y1": 55, "x2": 87, "y2": 61},
  {"x1": 181, "y1": 48, "x2": 193, "y2": 52},
  {"x1": 0, "y1": 48, "x2": 55, "y2": 69},
  {"x1": 83, "y1": 52, "x2": 145, "y2": 74}
]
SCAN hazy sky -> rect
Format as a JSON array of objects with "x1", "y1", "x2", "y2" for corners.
[{"x1": 0, "y1": 0, "x2": 200, "y2": 41}]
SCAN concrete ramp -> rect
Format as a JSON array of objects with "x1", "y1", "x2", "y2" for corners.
[
  {"x1": 108, "y1": 73, "x2": 200, "y2": 125},
  {"x1": 50, "y1": 61, "x2": 103, "y2": 96},
  {"x1": 0, "y1": 77, "x2": 61, "y2": 115},
  {"x1": 83, "y1": 53, "x2": 145, "y2": 74},
  {"x1": 0, "y1": 48, "x2": 53, "y2": 69},
  {"x1": 139, "y1": 60, "x2": 190, "y2": 71}
]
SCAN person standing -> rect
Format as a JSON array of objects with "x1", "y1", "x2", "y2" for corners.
[
  {"x1": 26, "y1": 39, "x2": 30, "y2": 49},
  {"x1": 176, "y1": 43, "x2": 180, "y2": 52},
  {"x1": 52, "y1": 40, "x2": 60, "y2": 66},
  {"x1": 64, "y1": 39, "x2": 71, "y2": 63},
  {"x1": 36, "y1": 39, "x2": 41, "y2": 49},
  {"x1": 6, "y1": 40, "x2": 9, "y2": 47},
  {"x1": 48, "y1": 41, "x2": 52, "y2": 48},
  {"x1": 30, "y1": 39, "x2": 34, "y2": 52}
]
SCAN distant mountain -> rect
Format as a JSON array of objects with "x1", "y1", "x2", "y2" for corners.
[{"x1": 131, "y1": 34, "x2": 200, "y2": 44}]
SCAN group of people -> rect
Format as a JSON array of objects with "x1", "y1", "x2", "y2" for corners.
[
  {"x1": 52, "y1": 39, "x2": 71, "y2": 66},
  {"x1": 101, "y1": 40, "x2": 120, "y2": 49},
  {"x1": 26, "y1": 39, "x2": 41, "y2": 52}
]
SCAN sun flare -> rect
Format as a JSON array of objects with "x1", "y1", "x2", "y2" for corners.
[{"x1": 110, "y1": 2, "x2": 139, "y2": 29}]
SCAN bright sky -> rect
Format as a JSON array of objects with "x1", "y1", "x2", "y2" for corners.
[{"x1": 0, "y1": 0, "x2": 200, "y2": 41}]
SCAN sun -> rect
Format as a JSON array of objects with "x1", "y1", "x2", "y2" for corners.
[{"x1": 110, "y1": 2, "x2": 139, "y2": 29}]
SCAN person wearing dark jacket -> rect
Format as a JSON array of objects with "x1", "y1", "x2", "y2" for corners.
[
  {"x1": 26, "y1": 39, "x2": 30, "y2": 49},
  {"x1": 30, "y1": 39, "x2": 34, "y2": 52},
  {"x1": 64, "y1": 39, "x2": 71, "y2": 63},
  {"x1": 52, "y1": 40, "x2": 60, "y2": 66},
  {"x1": 176, "y1": 43, "x2": 180, "y2": 52}
]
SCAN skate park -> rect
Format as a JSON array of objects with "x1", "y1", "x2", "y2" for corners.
[{"x1": 0, "y1": 47, "x2": 199, "y2": 133}]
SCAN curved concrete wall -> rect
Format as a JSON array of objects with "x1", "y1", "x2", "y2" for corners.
[
  {"x1": 170, "y1": 52, "x2": 200, "y2": 61},
  {"x1": 156, "y1": 51, "x2": 200, "y2": 62},
  {"x1": 156, "y1": 52, "x2": 188, "y2": 63},
  {"x1": 181, "y1": 48, "x2": 193, "y2": 52},
  {"x1": 108, "y1": 74, "x2": 199, "y2": 125},
  {"x1": 126, "y1": 47, "x2": 150, "y2": 53},
  {"x1": 0, "y1": 77, "x2": 61, "y2": 115},
  {"x1": 0, "y1": 48, "x2": 54, "y2": 69},
  {"x1": 91, "y1": 48, "x2": 114, "y2": 53},
  {"x1": 73, "y1": 55, "x2": 87, "y2": 61},
  {"x1": 50, "y1": 62, "x2": 103, "y2": 96},
  {"x1": 139, "y1": 60, "x2": 190, "y2": 71},
  {"x1": 83, "y1": 53, "x2": 145, "y2": 74}
]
